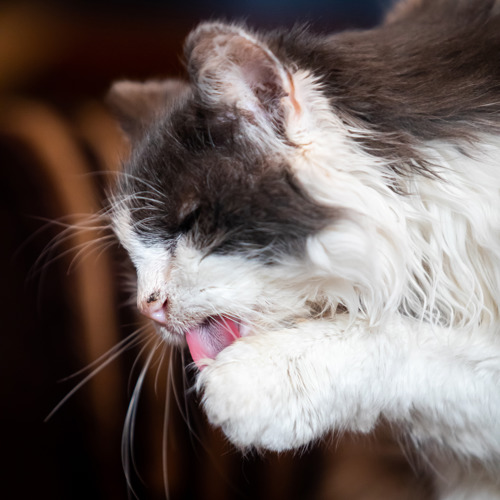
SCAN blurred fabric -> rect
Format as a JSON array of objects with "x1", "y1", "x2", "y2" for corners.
[{"x1": 1, "y1": 1, "x2": 433, "y2": 499}]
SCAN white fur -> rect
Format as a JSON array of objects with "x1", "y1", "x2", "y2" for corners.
[{"x1": 115, "y1": 46, "x2": 500, "y2": 500}]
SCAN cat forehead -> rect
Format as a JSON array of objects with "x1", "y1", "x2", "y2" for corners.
[
  {"x1": 112, "y1": 116, "x2": 332, "y2": 260},
  {"x1": 119, "y1": 98, "x2": 269, "y2": 223},
  {"x1": 110, "y1": 63, "x2": 335, "y2": 260},
  {"x1": 126, "y1": 92, "x2": 257, "y2": 177}
]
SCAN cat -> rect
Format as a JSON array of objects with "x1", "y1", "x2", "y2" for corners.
[{"x1": 107, "y1": 0, "x2": 500, "y2": 498}]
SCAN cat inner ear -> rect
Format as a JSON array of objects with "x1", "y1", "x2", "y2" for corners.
[
  {"x1": 185, "y1": 23, "x2": 301, "y2": 133},
  {"x1": 107, "y1": 79, "x2": 189, "y2": 142}
]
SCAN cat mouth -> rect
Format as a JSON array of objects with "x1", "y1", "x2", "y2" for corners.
[{"x1": 185, "y1": 316, "x2": 248, "y2": 369}]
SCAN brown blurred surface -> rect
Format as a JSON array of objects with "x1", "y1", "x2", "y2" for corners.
[{"x1": 0, "y1": 2, "x2": 433, "y2": 499}]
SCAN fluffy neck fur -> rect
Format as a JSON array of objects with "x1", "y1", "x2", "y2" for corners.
[{"x1": 252, "y1": 65, "x2": 500, "y2": 330}]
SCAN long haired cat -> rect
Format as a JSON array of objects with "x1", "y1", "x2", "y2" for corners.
[{"x1": 107, "y1": 0, "x2": 500, "y2": 497}]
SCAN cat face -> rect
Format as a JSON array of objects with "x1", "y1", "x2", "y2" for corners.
[
  {"x1": 109, "y1": 22, "x2": 399, "y2": 363},
  {"x1": 111, "y1": 28, "x2": 328, "y2": 349}
]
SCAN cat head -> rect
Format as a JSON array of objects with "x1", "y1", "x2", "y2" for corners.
[{"x1": 108, "y1": 22, "x2": 404, "y2": 358}]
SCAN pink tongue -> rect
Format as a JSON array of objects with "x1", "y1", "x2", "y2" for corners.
[{"x1": 186, "y1": 316, "x2": 240, "y2": 369}]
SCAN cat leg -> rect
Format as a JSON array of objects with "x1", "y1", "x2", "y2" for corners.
[
  {"x1": 196, "y1": 316, "x2": 403, "y2": 451},
  {"x1": 196, "y1": 315, "x2": 500, "y2": 483}
]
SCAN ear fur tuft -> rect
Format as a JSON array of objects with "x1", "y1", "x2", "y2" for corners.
[
  {"x1": 106, "y1": 79, "x2": 188, "y2": 141},
  {"x1": 185, "y1": 23, "x2": 294, "y2": 130}
]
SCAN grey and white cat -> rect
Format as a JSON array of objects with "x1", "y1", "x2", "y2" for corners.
[{"x1": 108, "y1": 0, "x2": 500, "y2": 498}]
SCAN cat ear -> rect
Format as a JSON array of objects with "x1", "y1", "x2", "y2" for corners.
[
  {"x1": 185, "y1": 23, "x2": 300, "y2": 132},
  {"x1": 107, "y1": 79, "x2": 188, "y2": 141}
]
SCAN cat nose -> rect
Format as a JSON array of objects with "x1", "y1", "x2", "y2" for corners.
[{"x1": 138, "y1": 294, "x2": 168, "y2": 325}]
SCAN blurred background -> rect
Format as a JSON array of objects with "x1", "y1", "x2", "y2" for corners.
[{"x1": 1, "y1": 0, "x2": 434, "y2": 499}]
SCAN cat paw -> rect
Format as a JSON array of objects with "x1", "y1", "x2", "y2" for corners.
[{"x1": 196, "y1": 331, "x2": 331, "y2": 451}]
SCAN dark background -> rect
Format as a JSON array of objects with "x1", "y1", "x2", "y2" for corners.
[{"x1": 1, "y1": 1, "x2": 433, "y2": 499}]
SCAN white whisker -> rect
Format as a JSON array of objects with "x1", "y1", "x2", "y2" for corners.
[
  {"x1": 122, "y1": 337, "x2": 158, "y2": 497},
  {"x1": 60, "y1": 325, "x2": 149, "y2": 382},
  {"x1": 45, "y1": 328, "x2": 146, "y2": 422}
]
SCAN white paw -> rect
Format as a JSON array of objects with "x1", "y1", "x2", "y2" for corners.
[
  {"x1": 197, "y1": 333, "x2": 325, "y2": 451},
  {"x1": 195, "y1": 318, "x2": 398, "y2": 451}
]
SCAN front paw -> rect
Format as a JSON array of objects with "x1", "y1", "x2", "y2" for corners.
[{"x1": 196, "y1": 332, "x2": 329, "y2": 451}]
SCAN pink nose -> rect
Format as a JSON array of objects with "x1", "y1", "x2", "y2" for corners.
[{"x1": 138, "y1": 295, "x2": 168, "y2": 325}]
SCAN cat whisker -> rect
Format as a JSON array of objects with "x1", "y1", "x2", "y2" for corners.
[
  {"x1": 32, "y1": 232, "x2": 115, "y2": 279},
  {"x1": 60, "y1": 324, "x2": 150, "y2": 382},
  {"x1": 152, "y1": 342, "x2": 170, "y2": 397},
  {"x1": 162, "y1": 347, "x2": 174, "y2": 500},
  {"x1": 116, "y1": 172, "x2": 166, "y2": 201},
  {"x1": 167, "y1": 348, "x2": 197, "y2": 436},
  {"x1": 166, "y1": 348, "x2": 219, "y2": 463},
  {"x1": 122, "y1": 338, "x2": 159, "y2": 497},
  {"x1": 44, "y1": 326, "x2": 147, "y2": 423},
  {"x1": 113, "y1": 193, "x2": 165, "y2": 209},
  {"x1": 25, "y1": 211, "x2": 109, "y2": 254},
  {"x1": 28, "y1": 211, "x2": 114, "y2": 280},
  {"x1": 66, "y1": 235, "x2": 118, "y2": 275}
]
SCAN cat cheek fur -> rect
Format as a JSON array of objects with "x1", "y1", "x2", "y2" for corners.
[{"x1": 126, "y1": 233, "x2": 313, "y2": 339}]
